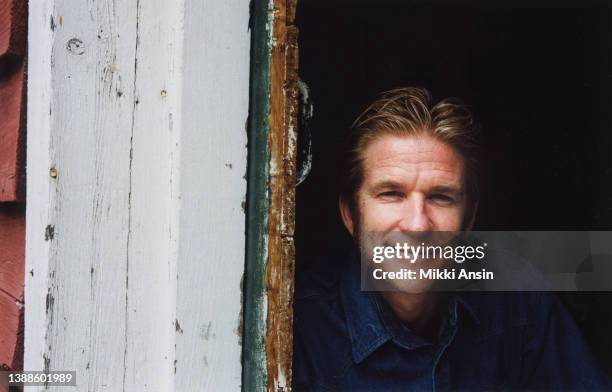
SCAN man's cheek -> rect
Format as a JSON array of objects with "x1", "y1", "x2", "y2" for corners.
[
  {"x1": 431, "y1": 206, "x2": 464, "y2": 230},
  {"x1": 362, "y1": 202, "x2": 402, "y2": 230}
]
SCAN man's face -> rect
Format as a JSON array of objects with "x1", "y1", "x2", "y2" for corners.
[
  {"x1": 341, "y1": 133, "x2": 470, "y2": 236},
  {"x1": 340, "y1": 133, "x2": 473, "y2": 292}
]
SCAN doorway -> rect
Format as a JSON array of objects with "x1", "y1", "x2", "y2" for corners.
[{"x1": 295, "y1": 0, "x2": 612, "y2": 374}]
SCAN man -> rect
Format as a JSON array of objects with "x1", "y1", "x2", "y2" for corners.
[{"x1": 292, "y1": 87, "x2": 610, "y2": 390}]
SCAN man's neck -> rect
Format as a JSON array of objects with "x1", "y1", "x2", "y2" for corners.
[{"x1": 380, "y1": 291, "x2": 442, "y2": 339}]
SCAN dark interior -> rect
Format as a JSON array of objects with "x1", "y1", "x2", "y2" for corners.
[{"x1": 295, "y1": 0, "x2": 612, "y2": 374}]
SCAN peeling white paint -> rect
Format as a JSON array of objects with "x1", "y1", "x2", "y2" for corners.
[
  {"x1": 296, "y1": 79, "x2": 313, "y2": 186},
  {"x1": 277, "y1": 362, "x2": 287, "y2": 391},
  {"x1": 26, "y1": 0, "x2": 250, "y2": 391}
]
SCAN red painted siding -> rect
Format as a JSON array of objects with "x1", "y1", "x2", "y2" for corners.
[
  {"x1": 0, "y1": 0, "x2": 26, "y2": 388},
  {"x1": 0, "y1": 0, "x2": 26, "y2": 202},
  {"x1": 0, "y1": 205, "x2": 25, "y2": 368},
  {"x1": 0, "y1": 0, "x2": 26, "y2": 58}
]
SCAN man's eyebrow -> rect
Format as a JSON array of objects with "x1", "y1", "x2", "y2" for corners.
[
  {"x1": 367, "y1": 182, "x2": 465, "y2": 196},
  {"x1": 429, "y1": 185, "x2": 463, "y2": 195},
  {"x1": 368, "y1": 180, "x2": 404, "y2": 193}
]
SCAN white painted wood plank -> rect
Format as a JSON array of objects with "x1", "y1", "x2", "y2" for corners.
[
  {"x1": 24, "y1": 0, "x2": 54, "y2": 378},
  {"x1": 174, "y1": 1, "x2": 250, "y2": 390},
  {"x1": 122, "y1": 0, "x2": 181, "y2": 390},
  {"x1": 26, "y1": 0, "x2": 250, "y2": 391},
  {"x1": 26, "y1": 1, "x2": 138, "y2": 391}
]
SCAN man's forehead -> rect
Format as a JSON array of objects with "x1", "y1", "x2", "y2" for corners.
[{"x1": 362, "y1": 134, "x2": 465, "y2": 183}]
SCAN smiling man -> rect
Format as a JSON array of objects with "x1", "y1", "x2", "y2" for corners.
[{"x1": 292, "y1": 88, "x2": 610, "y2": 391}]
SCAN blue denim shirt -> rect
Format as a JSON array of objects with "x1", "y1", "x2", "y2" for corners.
[{"x1": 292, "y1": 256, "x2": 611, "y2": 391}]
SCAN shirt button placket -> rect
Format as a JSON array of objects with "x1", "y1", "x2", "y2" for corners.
[{"x1": 432, "y1": 306, "x2": 458, "y2": 391}]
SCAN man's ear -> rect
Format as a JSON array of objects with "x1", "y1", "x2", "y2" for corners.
[
  {"x1": 465, "y1": 200, "x2": 479, "y2": 231},
  {"x1": 339, "y1": 196, "x2": 354, "y2": 236}
]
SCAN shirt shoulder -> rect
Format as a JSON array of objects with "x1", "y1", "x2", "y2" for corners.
[
  {"x1": 457, "y1": 290, "x2": 553, "y2": 333},
  {"x1": 292, "y1": 264, "x2": 354, "y2": 391}
]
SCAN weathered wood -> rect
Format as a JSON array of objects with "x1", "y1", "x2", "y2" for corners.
[
  {"x1": 26, "y1": 1, "x2": 249, "y2": 391},
  {"x1": 0, "y1": 291, "x2": 22, "y2": 372},
  {"x1": 0, "y1": 205, "x2": 26, "y2": 374},
  {"x1": 0, "y1": 0, "x2": 26, "y2": 58},
  {"x1": 24, "y1": 0, "x2": 55, "y2": 385},
  {"x1": 0, "y1": 58, "x2": 26, "y2": 202},
  {"x1": 0, "y1": 205, "x2": 25, "y2": 300},
  {"x1": 173, "y1": 1, "x2": 249, "y2": 390},
  {"x1": 0, "y1": 206, "x2": 26, "y2": 374},
  {"x1": 243, "y1": 1, "x2": 299, "y2": 391},
  {"x1": 242, "y1": 0, "x2": 273, "y2": 389},
  {"x1": 0, "y1": 0, "x2": 27, "y2": 382},
  {"x1": 26, "y1": 1, "x2": 137, "y2": 390},
  {"x1": 123, "y1": 1, "x2": 179, "y2": 390},
  {"x1": 265, "y1": 0, "x2": 299, "y2": 391}
]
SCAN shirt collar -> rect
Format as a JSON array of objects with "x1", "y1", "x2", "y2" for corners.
[
  {"x1": 454, "y1": 292, "x2": 482, "y2": 325},
  {"x1": 340, "y1": 254, "x2": 481, "y2": 364}
]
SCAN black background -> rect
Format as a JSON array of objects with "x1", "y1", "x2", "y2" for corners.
[{"x1": 295, "y1": 0, "x2": 612, "y2": 374}]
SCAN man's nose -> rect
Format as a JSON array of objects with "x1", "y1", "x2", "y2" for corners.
[{"x1": 398, "y1": 194, "x2": 432, "y2": 232}]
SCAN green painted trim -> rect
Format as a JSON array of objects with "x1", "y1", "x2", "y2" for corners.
[{"x1": 243, "y1": 0, "x2": 271, "y2": 391}]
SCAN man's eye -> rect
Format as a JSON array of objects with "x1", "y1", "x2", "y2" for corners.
[
  {"x1": 429, "y1": 194, "x2": 455, "y2": 203},
  {"x1": 378, "y1": 191, "x2": 404, "y2": 199}
]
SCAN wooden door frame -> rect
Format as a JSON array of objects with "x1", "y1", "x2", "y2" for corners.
[{"x1": 243, "y1": 0, "x2": 299, "y2": 391}]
